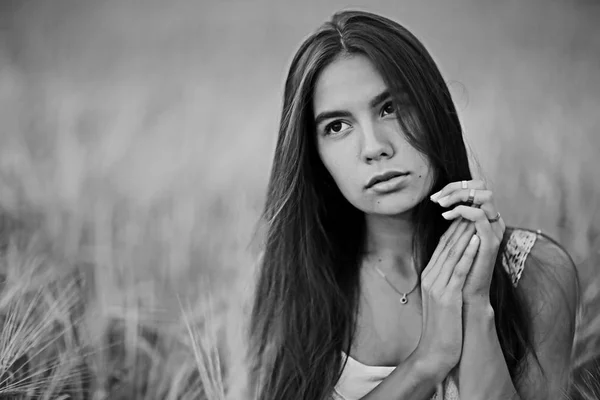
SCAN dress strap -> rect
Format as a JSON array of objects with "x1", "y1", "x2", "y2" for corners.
[{"x1": 501, "y1": 229, "x2": 540, "y2": 287}]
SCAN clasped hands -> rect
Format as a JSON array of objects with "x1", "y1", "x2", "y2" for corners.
[{"x1": 429, "y1": 179, "x2": 506, "y2": 304}]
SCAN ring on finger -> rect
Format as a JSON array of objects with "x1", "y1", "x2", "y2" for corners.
[
  {"x1": 466, "y1": 188, "x2": 476, "y2": 206},
  {"x1": 488, "y1": 212, "x2": 501, "y2": 223}
]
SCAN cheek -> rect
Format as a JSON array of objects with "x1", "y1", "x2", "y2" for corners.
[
  {"x1": 319, "y1": 148, "x2": 362, "y2": 199},
  {"x1": 325, "y1": 160, "x2": 353, "y2": 192},
  {"x1": 319, "y1": 144, "x2": 353, "y2": 184},
  {"x1": 415, "y1": 161, "x2": 435, "y2": 191}
]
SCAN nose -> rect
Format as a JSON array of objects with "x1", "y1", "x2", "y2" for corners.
[{"x1": 360, "y1": 121, "x2": 394, "y2": 163}]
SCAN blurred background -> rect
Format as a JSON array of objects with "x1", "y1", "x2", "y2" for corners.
[{"x1": 0, "y1": 0, "x2": 598, "y2": 399}]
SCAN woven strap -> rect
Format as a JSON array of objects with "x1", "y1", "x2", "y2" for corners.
[{"x1": 501, "y1": 229, "x2": 539, "y2": 287}]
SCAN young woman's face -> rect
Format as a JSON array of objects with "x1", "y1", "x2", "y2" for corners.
[{"x1": 312, "y1": 54, "x2": 434, "y2": 216}]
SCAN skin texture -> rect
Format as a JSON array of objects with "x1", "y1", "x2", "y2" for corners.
[
  {"x1": 431, "y1": 180, "x2": 506, "y2": 303},
  {"x1": 313, "y1": 54, "x2": 434, "y2": 219}
]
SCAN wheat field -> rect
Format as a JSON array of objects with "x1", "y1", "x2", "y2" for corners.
[{"x1": 0, "y1": 0, "x2": 598, "y2": 399}]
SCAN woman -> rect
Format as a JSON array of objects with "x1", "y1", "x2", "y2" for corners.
[{"x1": 247, "y1": 9, "x2": 579, "y2": 400}]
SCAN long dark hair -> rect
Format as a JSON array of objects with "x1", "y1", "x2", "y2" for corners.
[{"x1": 248, "y1": 10, "x2": 536, "y2": 400}]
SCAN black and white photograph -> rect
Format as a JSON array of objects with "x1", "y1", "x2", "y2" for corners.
[{"x1": 0, "y1": 1, "x2": 598, "y2": 399}]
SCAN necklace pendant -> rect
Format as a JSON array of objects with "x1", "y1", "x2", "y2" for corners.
[{"x1": 400, "y1": 294, "x2": 408, "y2": 304}]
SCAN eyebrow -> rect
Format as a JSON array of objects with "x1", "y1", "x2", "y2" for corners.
[{"x1": 314, "y1": 90, "x2": 392, "y2": 126}]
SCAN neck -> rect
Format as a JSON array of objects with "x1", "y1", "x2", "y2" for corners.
[{"x1": 362, "y1": 212, "x2": 416, "y2": 279}]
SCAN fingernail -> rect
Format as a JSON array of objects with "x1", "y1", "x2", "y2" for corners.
[
  {"x1": 437, "y1": 195, "x2": 450, "y2": 206},
  {"x1": 441, "y1": 211, "x2": 452, "y2": 219},
  {"x1": 430, "y1": 191, "x2": 441, "y2": 201}
]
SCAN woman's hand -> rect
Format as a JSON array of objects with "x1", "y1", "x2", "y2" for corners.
[
  {"x1": 430, "y1": 180, "x2": 506, "y2": 304},
  {"x1": 414, "y1": 217, "x2": 480, "y2": 380}
]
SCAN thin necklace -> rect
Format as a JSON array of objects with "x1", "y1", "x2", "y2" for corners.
[{"x1": 372, "y1": 258, "x2": 419, "y2": 305}]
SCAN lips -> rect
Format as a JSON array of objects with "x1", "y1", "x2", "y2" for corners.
[{"x1": 366, "y1": 171, "x2": 409, "y2": 189}]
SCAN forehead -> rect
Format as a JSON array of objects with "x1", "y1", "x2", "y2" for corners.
[{"x1": 312, "y1": 54, "x2": 387, "y2": 113}]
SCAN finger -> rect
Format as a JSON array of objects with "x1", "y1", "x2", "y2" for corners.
[
  {"x1": 488, "y1": 212, "x2": 506, "y2": 240},
  {"x1": 425, "y1": 221, "x2": 475, "y2": 285},
  {"x1": 441, "y1": 208, "x2": 500, "y2": 281},
  {"x1": 427, "y1": 218, "x2": 463, "y2": 267},
  {"x1": 424, "y1": 217, "x2": 463, "y2": 274},
  {"x1": 494, "y1": 216, "x2": 506, "y2": 236},
  {"x1": 422, "y1": 218, "x2": 468, "y2": 281},
  {"x1": 448, "y1": 234, "x2": 481, "y2": 290},
  {"x1": 437, "y1": 189, "x2": 504, "y2": 239},
  {"x1": 430, "y1": 179, "x2": 486, "y2": 202},
  {"x1": 437, "y1": 189, "x2": 492, "y2": 210},
  {"x1": 434, "y1": 223, "x2": 477, "y2": 287},
  {"x1": 442, "y1": 205, "x2": 504, "y2": 241}
]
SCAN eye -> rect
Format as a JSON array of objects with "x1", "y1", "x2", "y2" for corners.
[
  {"x1": 324, "y1": 120, "x2": 351, "y2": 136},
  {"x1": 381, "y1": 101, "x2": 396, "y2": 117}
]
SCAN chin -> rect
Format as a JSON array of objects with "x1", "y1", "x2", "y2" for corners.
[{"x1": 369, "y1": 204, "x2": 414, "y2": 216}]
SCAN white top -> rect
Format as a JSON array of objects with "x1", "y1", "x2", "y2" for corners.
[
  {"x1": 332, "y1": 229, "x2": 539, "y2": 400},
  {"x1": 332, "y1": 351, "x2": 459, "y2": 399}
]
